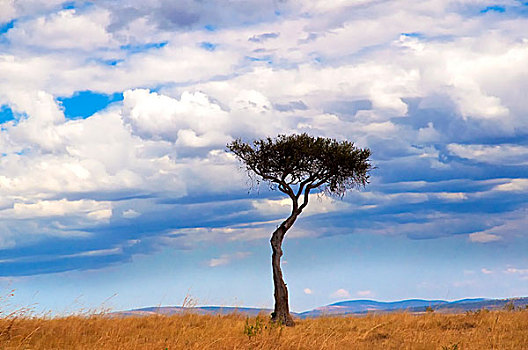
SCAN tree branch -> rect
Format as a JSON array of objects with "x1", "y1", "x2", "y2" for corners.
[
  {"x1": 278, "y1": 182, "x2": 295, "y2": 198},
  {"x1": 298, "y1": 184, "x2": 312, "y2": 212},
  {"x1": 295, "y1": 177, "x2": 313, "y2": 200},
  {"x1": 312, "y1": 177, "x2": 330, "y2": 189},
  {"x1": 278, "y1": 182, "x2": 298, "y2": 213}
]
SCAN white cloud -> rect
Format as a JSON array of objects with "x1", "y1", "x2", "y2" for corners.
[
  {"x1": 447, "y1": 144, "x2": 528, "y2": 165},
  {"x1": 230, "y1": 90, "x2": 273, "y2": 114},
  {"x1": 208, "y1": 251, "x2": 251, "y2": 267},
  {"x1": 7, "y1": 9, "x2": 113, "y2": 50},
  {"x1": 469, "y1": 232, "x2": 501, "y2": 243},
  {"x1": 481, "y1": 268, "x2": 493, "y2": 275},
  {"x1": 0, "y1": 0, "x2": 16, "y2": 23},
  {"x1": 0, "y1": 38, "x2": 240, "y2": 98},
  {"x1": 170, "y1": 222, "x2": 315, "y2": 245},
  {"x1": 1, "y1": 0, "x2": 61, "y2": 24},
  {"x1": 330, "y1": 288, "x2": 350, "y2": 299},
  {"x1": 65, "y1": 247, "x2": 122, "y2": 258},
  {"x1": 303, "y1": 288, "x2": 313, "y2": 295},
  {"x1": 465, "y1": 207, "x2": 528, "y2": 243},
  {"x1": 0, "y1": 0, "x2": 527, "y2": 274},
  {"x1": 0, "y1": 112, "x2": 183, "y2": 197},
  {"x1": 356, "y1": 290, "x2": 373, "y2": 297},
  {"x1": 434, "y1": 192, "x2": 468, "y2": 201},
  {"x1": 208, "y1": 256, "x2": 230, "y2": 267},
  {"x1": 122, "y1": 209, "x2": 140, "y2": 218},
  {"x1": 0, "y1": 199, "x2": 112, "y2": 221},
  {"x1": 252, "y1": 193, "x2": 349, "y2": 218},
  {"x1": 350, "y1": 211, "x2": 497, "y2": 239},
  {"x1": 493, "y1": 179, "x2": 528, "y2": 192},
  {"x1": 416, "y1": 122, "x2": 443, "y2": 143},
  {"x1": 355, "y1": 191, "x2": 429, "y2": 208},
  {"x1": 110, "y1": 45, "x2": 239, "y2": 93},
  {"x1": 252, "y1": 198, "x2": 291, "y2": 216},
  {"x1": 296, "y1": 0, "x2": 363, "y2": 12},
  {"x1": 122, "y1": 89, "x2": 230, "y2": 145},
  {"x1": 505, "y1": 267, "x2": 528, "y2": 275},
  {"x1": 0, "y1": 0, "x2": 65, "y2": 23},
  {"x1": 4, "y1": 90, "x2": 65, "y2": 152},
  {"x1": 190, "y1": 9, "x2": 527, "y2": 134}
]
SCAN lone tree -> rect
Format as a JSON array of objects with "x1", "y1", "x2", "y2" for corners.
[{"x1": 227, "y1": 133, "x2": 372, "y2": 326}]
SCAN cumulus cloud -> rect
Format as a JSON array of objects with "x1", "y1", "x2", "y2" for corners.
[
  {"x1": 7, "y1": 9, "x2": 113, "y2": 50},
  {"x1": 0, "y1": 0, "x2": 527, "y2": 276},
  {"x1": 0, "y1": 0, "x2": 64, "y2": 23},
  {"x1": 0, "y1": 0, "x2": 16, "y2": 23},
  {"x1": 122, "y1": 89, "x2": 230, "y2": 146},
  {"x1": 0, "y1": 105, "x2": 186, "y2": 198},
  {"x1": 331, "y1": 288, "x2": 351, "y2": 299}
]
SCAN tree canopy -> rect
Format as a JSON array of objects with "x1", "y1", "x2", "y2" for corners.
[{"x1": 228, "y1": 133, "x2": 372, "y2": 210}]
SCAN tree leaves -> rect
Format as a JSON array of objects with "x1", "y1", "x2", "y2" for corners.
[{"x1": 227, "y1": 133, "x2": 372, "y2": 199}]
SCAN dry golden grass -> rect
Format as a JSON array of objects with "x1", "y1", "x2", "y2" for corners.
[{"x1": 0, "y1": 309, "x2": 528, "y2": 349}]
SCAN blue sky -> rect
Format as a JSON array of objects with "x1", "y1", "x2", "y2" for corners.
[{"x1": 0, "y1": 0, "x2": 528, "y2": 315}]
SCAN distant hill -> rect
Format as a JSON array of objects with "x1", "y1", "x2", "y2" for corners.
[
  {"x1": 114, "y1": 306, "x2": 274, "y2": 318},
  {"x1": 411, "y1": 297, "x2": 528, "y2": 313},
  {"x1": 299, "y1": 299, "x2": 451, "y2": 317},
  {"x1": 112, "y1": 297, "x2": 528, "y2": 318}
]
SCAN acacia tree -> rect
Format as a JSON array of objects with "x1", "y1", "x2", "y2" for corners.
[{"x1": 227, "y1": 133, "x2": 372, "y2": 326}]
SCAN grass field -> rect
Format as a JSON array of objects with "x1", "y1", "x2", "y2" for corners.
[{"x1": 1, "y1": 309, "x2": 528, "y2": 349}]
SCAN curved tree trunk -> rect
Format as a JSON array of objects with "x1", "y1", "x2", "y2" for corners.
[{"x1": 270, "y1": 213, "x2": 298, "y2": 327}]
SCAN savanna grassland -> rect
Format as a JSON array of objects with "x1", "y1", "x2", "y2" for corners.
[{"x1": 0, "y1": 309, "x2": 528, "y2": 349}]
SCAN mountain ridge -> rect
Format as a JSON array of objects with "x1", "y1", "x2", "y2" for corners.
[{"x1": 113, "y1": 297, "x2": 528, "y2": 318}]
